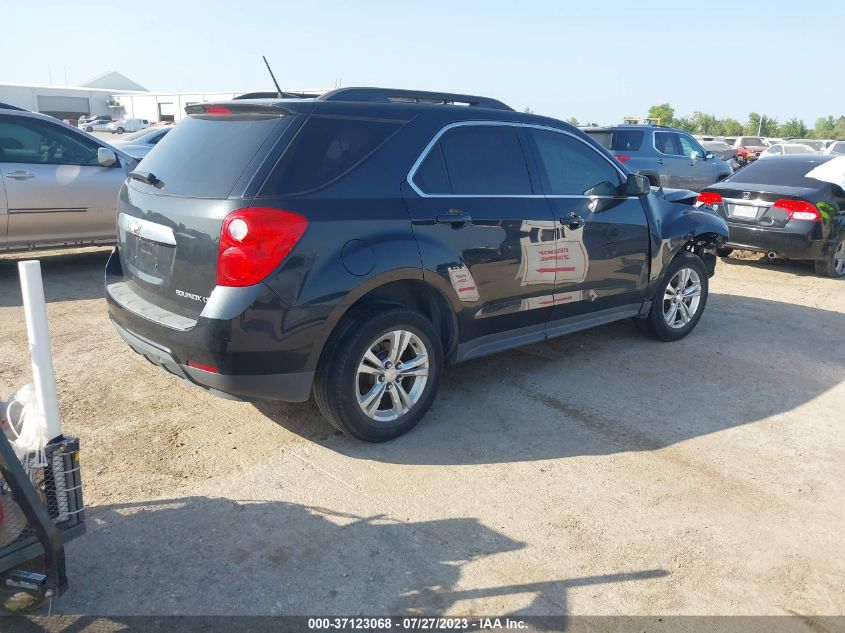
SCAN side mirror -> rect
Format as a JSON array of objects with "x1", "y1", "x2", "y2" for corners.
[
  {"x1": 704, "y1": 152, "x2": 715, "y2": 160},
  {"x1": 625, "y1": 173, "x2": 650, "y2": 196},
  {"x1": 97, "y1": 147, "x2": 117, "y2": 167}
]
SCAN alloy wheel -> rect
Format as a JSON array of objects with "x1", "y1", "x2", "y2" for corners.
[
  {"x1": 663, "y1": 267, "x2": 702, "y2": 329},
  {"x1": 834, "y1": 240, "x2": 845, "y2": 276},
  {"x1": 356, "y1": 330, "x2": 429, "y2": 422}
]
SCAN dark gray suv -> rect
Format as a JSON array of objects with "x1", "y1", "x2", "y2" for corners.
[{"x1": 583, "y1": 125, "x2": 733, "y2": 191}]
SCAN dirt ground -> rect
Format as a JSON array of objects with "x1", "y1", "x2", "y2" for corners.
[{"x1": 0, "y1": 247, "x2": 842, "y2": 617}]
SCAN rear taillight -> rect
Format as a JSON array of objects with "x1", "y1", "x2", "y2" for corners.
[
  {"x1": 773, "y1": 199, "x2": 821, "y2": 222},
  {"x1": 697, "y1": 192, "x2": 723, "y2": 206},
  {"x1": 217, "y1": 207, "x2": 308, "y2": 287},
  {"x1": 186, "y1": 360, "x2": 218, "y2": 374},
  {"x1": 614, "y1": 154, "x2": 631, "y2": 163}
]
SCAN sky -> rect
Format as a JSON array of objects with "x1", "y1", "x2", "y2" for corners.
[{"x1": 2, "y1": 0, "x2": 843, "y2": 126}]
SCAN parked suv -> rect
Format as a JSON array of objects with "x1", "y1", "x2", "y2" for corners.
[
  {"x1": 106, "y1": 88, "x2": 728, "y2": 442},
  {"x1": 583, "y1": 125, "x2": 733, "y2": 191}
]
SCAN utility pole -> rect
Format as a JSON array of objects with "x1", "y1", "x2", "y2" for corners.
[{"x1": 757, "y1": 115, "x2": 763, "y2": 136}]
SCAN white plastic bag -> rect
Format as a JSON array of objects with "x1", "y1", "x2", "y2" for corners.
[{"x1": 4, "y1": 383, "x2": 48, "y2": 468}]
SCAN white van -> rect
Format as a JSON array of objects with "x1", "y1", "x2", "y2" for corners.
[{"x1": 107, "y1": 118, "x2": 150, "y2": 134}]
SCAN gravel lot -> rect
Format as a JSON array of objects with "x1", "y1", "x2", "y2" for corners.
[{"x1": 0, "y1": 248, "x2": 842, "y2": 617}]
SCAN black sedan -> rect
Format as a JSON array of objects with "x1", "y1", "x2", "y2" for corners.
[{"x1": 697, "y1": 155, "x2": 845, "y2": 277}]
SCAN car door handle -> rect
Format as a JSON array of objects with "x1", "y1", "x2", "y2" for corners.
[
  {"x1": 5, "y1": 171, "x2": 35, "y2": 180},
  {"x1": 561, "y1": 212, "x2": 584, "y2": 229},
  {"x1": 656, "y1": 158, "x2": 664, "y2": 164},
  {"x1": 436, "y1": 209, "x2": 472, "y2": 225}
]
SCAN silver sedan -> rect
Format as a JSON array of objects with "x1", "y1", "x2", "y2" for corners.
[
  {"x1": 0, "y1": 106, "x2": 137, "y2": 252},
  {"x1": 109, "y1": 126, "x2": 173, "y2": 159}
]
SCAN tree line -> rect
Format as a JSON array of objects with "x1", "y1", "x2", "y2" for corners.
[{"x1": 644, "y1": 103, "x2": 845, "y2": 139}]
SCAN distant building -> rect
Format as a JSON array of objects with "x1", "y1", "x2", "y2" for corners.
[
  {"x1": 0, "y1": 70, "x2": 326, "y2": 124},
  {"x1": 80, "y1": 70, "x2": 148, "y2": 92},
  {"x1": 0, "y1": 81, "x2": 145, "y2": 122}
]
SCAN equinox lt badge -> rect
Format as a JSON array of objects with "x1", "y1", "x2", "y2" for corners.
[{"x1": 175, "y1": 289, "x2": 209, "y2": 303}]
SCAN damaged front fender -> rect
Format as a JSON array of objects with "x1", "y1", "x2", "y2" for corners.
[{"x1": 643, "y1": 190, "x2": 729, "y2": 297}]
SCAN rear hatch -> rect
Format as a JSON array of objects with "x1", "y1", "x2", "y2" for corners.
[{"x1": 114, "y1": 103, "x2": 302, "y2": 321}]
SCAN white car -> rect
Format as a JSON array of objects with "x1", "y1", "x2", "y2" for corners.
[
  {"x1": 758, "y1": 143, "x2": 817, "y2": 158},
  {"x1": 107, "y1": 118, "x2": 150, "y2": 134},
  {"x1": 78, "y1": 117, "x2": 113, "y2": 132},
  {"x1": 823, "y1": 140, "x2": 845, "y2": 155}
]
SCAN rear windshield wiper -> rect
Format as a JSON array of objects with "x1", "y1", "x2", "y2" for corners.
[{"x1": 128, "y1": 170, "x2": 163, "y2": 187}]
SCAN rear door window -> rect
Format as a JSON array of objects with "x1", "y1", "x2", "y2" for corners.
[
  {"x1": 527, "y1": 128, "x2": 622, "y2": 196},
  {"x1": 437, "y1": 125, "x2": 531, "y2": 195},
  {"x1": 261, "y1": 116, "x2": 403, "y2": 195},
  {"x1": 654, "y1": 132, "x2": 682, "y2": 156},
  {"x1": 137, "y1": 113, "x2": 291, "y2": 198}
]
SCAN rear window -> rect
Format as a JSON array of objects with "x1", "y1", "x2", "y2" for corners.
[
  {"x1": 609, "y1": 130, "x2": 643, "y2": 151},
  {"x1": 740, "y1": 137, "x2": 765, "y2": 146},
  {"x1": 728, "y1": 157, "x2": 831, "y2": 188},
  {"x1": 261, "y1": 116, "x2": 402, "y2": 195},
  {"x1": 584, "y1": 129, "x2": 643, "y2": 152},
  {"x1": 136, "y1": 114, "x2": 290, "y2": 198}
]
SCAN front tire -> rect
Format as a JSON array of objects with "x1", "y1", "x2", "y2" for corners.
[
  {"x1": 636, "y1": 252, "x2": 709, "y2": 342},
  {"x1": 314, "y1": 307, "x2": 444, "y2": 442},
  {"x1": 815, "y1": 236, "x2": 845, "y2": 278},
  {"x1": 116, "y1": 127, "x2": 125, "y2": 134},
  {"x1": 85, "y1": 126, "x2": 93, "y2": 132}
]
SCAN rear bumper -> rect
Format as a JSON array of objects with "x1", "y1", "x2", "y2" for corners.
[
  {"x1": 105, "y1": 245, "x2": 325, "y2": 402},
  {"x1": 112, "y1": 318, "x2": 314, "y2": 402},
  {"x1": 725, "y1": 221, "x2": 827, "y2": 259}
]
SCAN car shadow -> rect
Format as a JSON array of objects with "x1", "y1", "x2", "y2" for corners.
[
  {"x1": 0, "y1": 247, "x2": 110, "y2": 307},
  {"x1": 719, "y1": 252, "x2": 817, "y2": 277},
  {"x1": 42, "y1": 497, "x2": 666, "y2": 619},
  {"x1": 255, "y1": 293, "x2": 845, "y2": 465}
]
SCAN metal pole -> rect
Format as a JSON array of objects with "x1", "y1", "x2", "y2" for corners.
[{"x1": 17, "y1": 261, "x2": 62, "y2": 442}]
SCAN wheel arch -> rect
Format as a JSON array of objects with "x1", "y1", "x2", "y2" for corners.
[{"x1": 308, "y1": 271, "x2": 460, "y2": 371}]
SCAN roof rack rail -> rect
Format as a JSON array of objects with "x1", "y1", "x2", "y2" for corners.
[{"x1": 318, "y1": 87, "x2": 513, "y2": 111}]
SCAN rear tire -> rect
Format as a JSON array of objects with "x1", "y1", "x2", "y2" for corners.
[
  {"x1": 314, "y1": 306, "x2": 444, "y2": 442},
  {"x1": 117, "y1": 127, "x2": 125, "y2": 134},
  {"x1": 636, "y1": 252, "x2": 709, "y2": 342},
  {"x1": 814, "y1": 236, "x2": 845, "y2": 278},
  {"x1": 715, "y1": 247, "x2": 734, "y2": 257}
]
